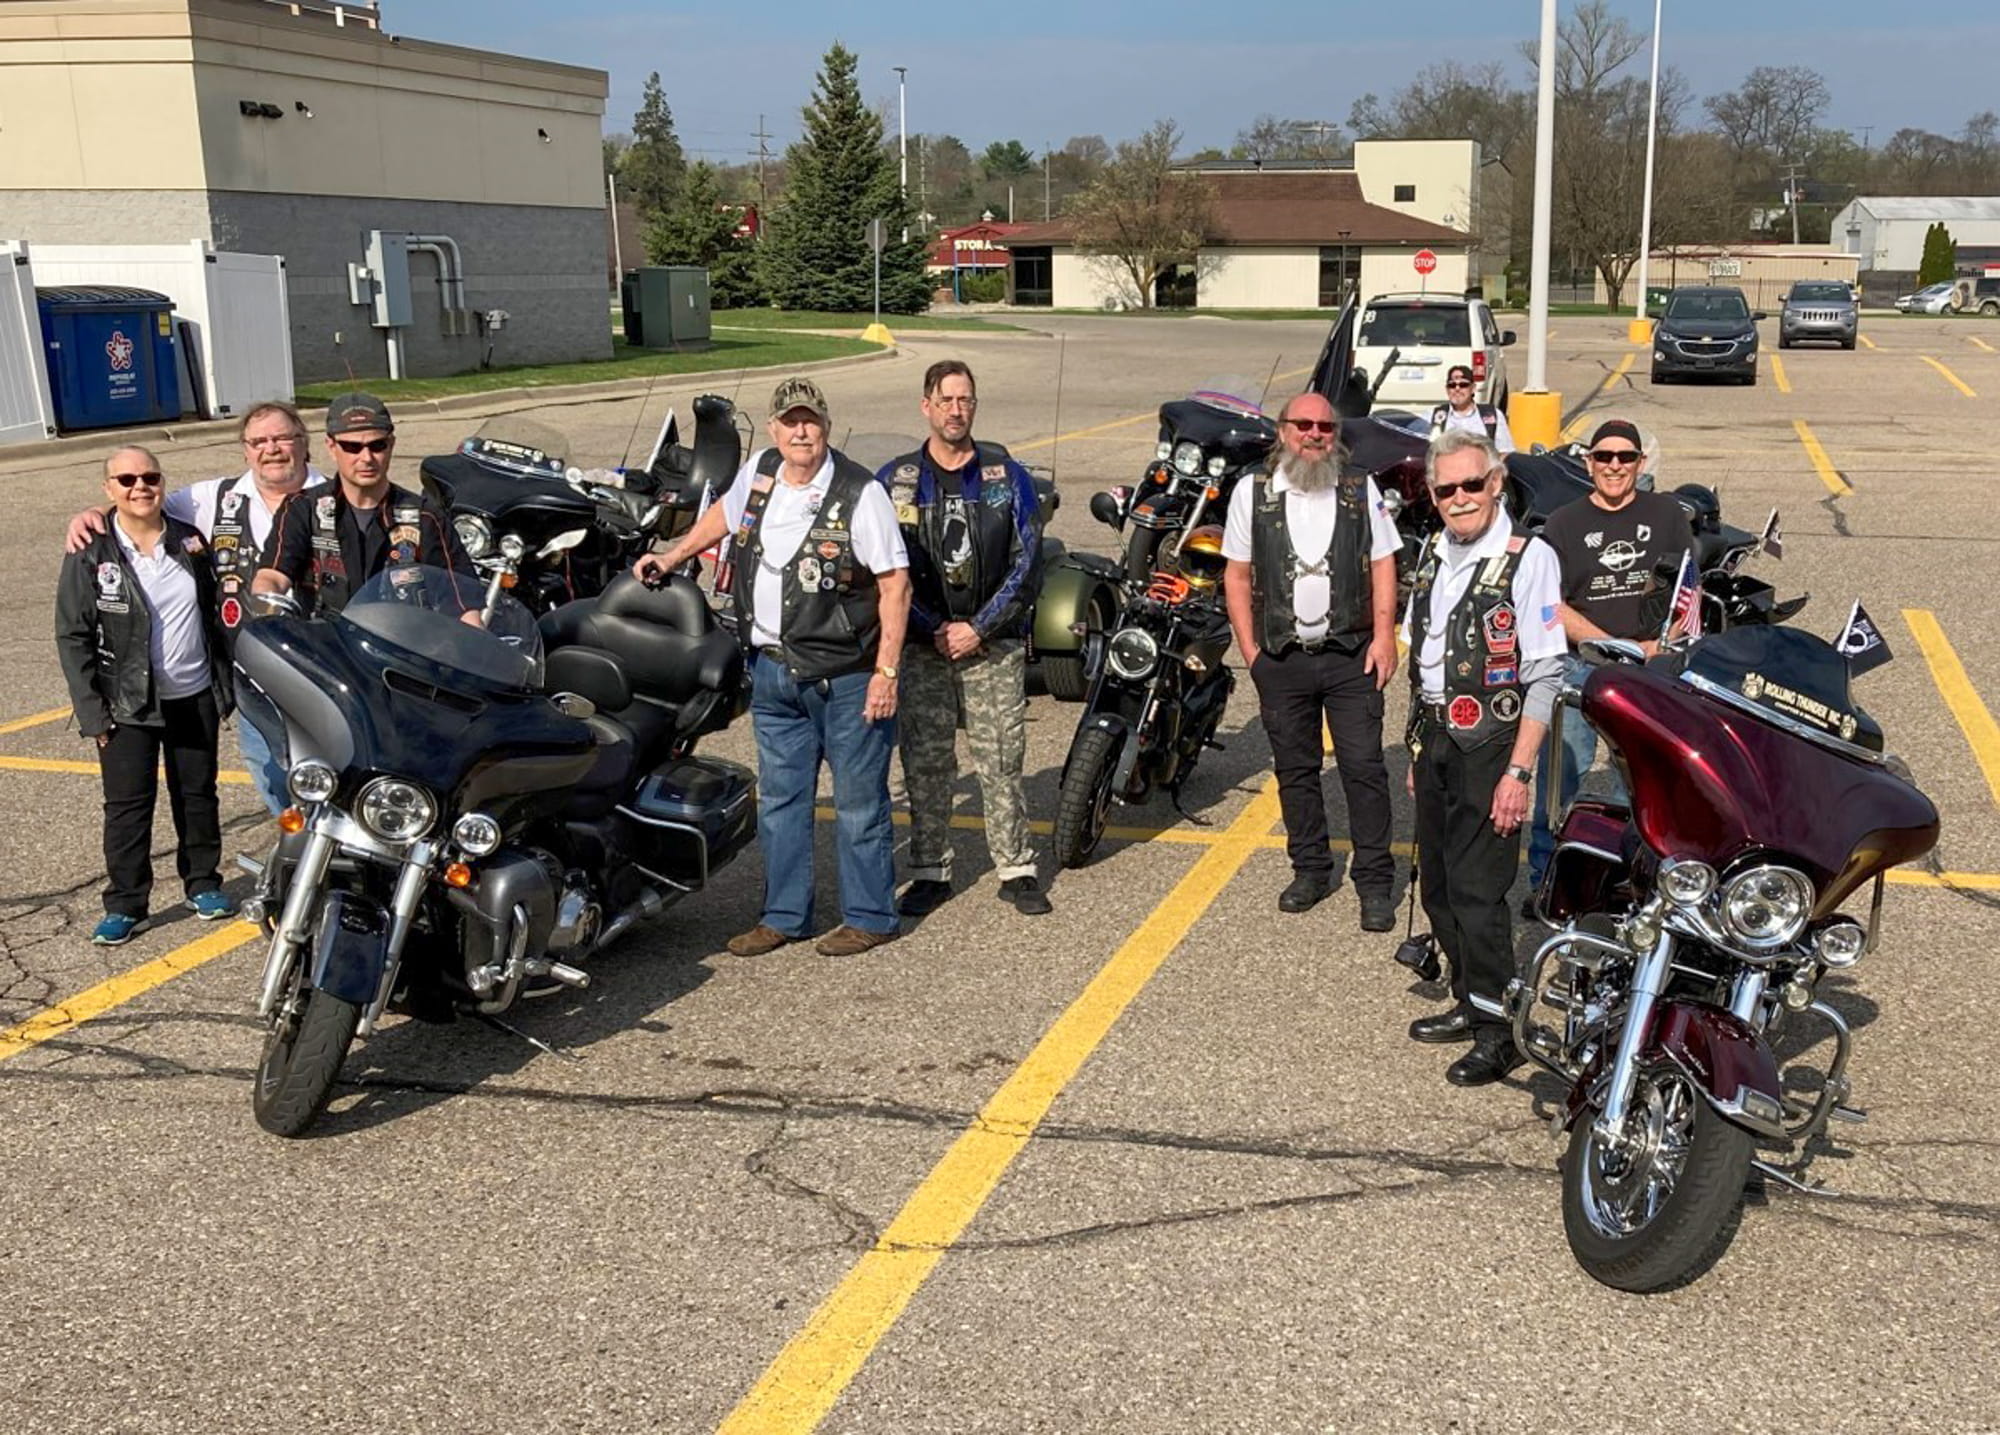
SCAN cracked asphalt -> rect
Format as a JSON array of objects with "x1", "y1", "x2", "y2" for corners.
[{"x1": 2, "y1": 313, "x2": 1998, "y2": 1434}]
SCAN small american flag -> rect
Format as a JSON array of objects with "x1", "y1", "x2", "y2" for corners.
[{"x1": 1663, "y1": 548, "x2": 1702, "y2": 642}]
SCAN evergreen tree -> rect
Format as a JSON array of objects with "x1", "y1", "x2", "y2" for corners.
[
  {"x1": 1918, "y1": 221, "x2": 1957, "y2": 286},
  {"x1": 647, "y1": 162, "x2": 764, "y2": 308},
  {"x1": 758, "y1": 43, "x2": 930, "y2": 313},
  {"x1": 625, "y1": 73, "x2": 687, "y2": 220}
]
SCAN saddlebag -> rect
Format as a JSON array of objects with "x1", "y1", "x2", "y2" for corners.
[{"x1": 613, "y1": 755, "x2": 757, "y2": 888}]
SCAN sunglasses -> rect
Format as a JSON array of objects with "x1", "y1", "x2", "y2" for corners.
[
  {"x1": 1445, "y1": 380, "x2": 1474, "y2": 390},
  {"x1": 111, "y1": 471, "x2": 164, "y2": 489},
  {"x1": 1430, "y1": 475, "x2": 1493, "y2": 500},
  {"x1": 332, "y1": 437, "x2": 392, "y2": 455},
  {"x1": 1588, "y1": 448, "x2": 1643, "y2": 466},
  {"x1": 1284, "y1": 418, "x2": 1338, "y2": 434}
]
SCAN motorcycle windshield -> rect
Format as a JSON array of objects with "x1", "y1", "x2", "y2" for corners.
[
  {"x1": 1582, "y1": 627, "x2": 1938, "y2": 909},
  {"x1": 1159, "y1": 379, "x2": 1276, "y2": 462},
  {"x1": 338, "y1": 565, "x2": 544, "y2": 693}
]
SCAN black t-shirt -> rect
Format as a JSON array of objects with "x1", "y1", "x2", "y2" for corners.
[{"x1": 1540, "y1": 490, "x2": 1696, "y2": 641}]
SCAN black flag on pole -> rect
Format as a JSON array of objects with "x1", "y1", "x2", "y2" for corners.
[{"x1": 1836, "y1": 599, "x2": 1892, "y2": 675}]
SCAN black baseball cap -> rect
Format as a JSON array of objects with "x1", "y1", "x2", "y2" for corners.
[
  {"x1": 1587, "y1": 419, "x2": 1643, "y2": 452},
  {"x1": 324, "y1": 392, "x2": 395, "y2": 436}
]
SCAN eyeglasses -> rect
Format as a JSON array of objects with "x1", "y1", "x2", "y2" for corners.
[
  {"x1": 333, "y1": 437, "x2": 392, "y2": 455},
  {"x1": 112, "y1": 471, "x2": 164, "y2": 489},
  {"x1": 1588, "y1": 448, "x2": 1643, "y2": 466},
  {"x1": 246, "y1": 433, "x2": 305, "y2": 449},
  {"x1": 928, "y1": 395, "x2": 977, "y2": 409},
  {"x1": 1283, "y1": 418, "x2": 1338, "y2": 434},
  {"x1": 1430, "y1": 475, "x2": 1493, "y2": 500}
]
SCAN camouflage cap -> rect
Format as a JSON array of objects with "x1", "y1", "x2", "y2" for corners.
[{"x1": 769, "y1": 376, "x2": 830, "y2": 424}]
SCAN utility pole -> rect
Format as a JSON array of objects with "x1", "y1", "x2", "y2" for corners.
[
  {"x1": 1043, "y1": 145, "x2": 1051, "y2": 220},
  {"x1": 1781, "y1": 160, "x2": 1805, "y2": 244},
  {"x1": 752, "y1": 115, "x2": 773, "y2": 234},
  {"x1": 1858, "y1": 125, "x2": 1874, "y2": 152}
]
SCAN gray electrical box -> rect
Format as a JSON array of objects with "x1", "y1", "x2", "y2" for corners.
[
  {"x1": 629, "y1": 265, "x2": 712, "y2": 349},
  {"x1": 362, "y1": 230, "x2": 412, "y2": 329}
]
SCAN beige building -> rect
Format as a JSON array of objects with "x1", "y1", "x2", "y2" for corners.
[
  {"x1": 1596, "y1": 245, "x2": 1861, "y2": 312},
  {"x1": 0, "y1": 0, "x2": 610, "y2": 380}
]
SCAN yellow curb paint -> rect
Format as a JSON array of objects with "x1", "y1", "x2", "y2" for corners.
[
  {"x1": 0, "y1": 921, "x2": 260, "y2": 1063},
  {"x1": 1011, "y1": 364, "x2": 1313, "y2": 455},
  {"x1": 0, "y1": 706, "x2": 72, "y2": 736},
  {"x1": 1791, "y1": 420, "x2": 1849, "y2": 496},
  {"x1": 1904, "y1": 608, "x2": 2000, "y2": 807},
  {"x1": 718, "y1": 781, "x2": 1285, "y2": 1434},
  {"x1": 1920, "y1": 356, "x2": 1977, "y2": 397},
  {"x1": 0, "y1": 757, "x2": 252, "y2": 784},
  {"x1": 1770, "y1": 354, "x2": 1791, "y2": 394}
]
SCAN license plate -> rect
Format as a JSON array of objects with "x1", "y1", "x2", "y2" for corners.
[
  {"x1": 1695, "y1": 359, "x2": 1715, "y2": 369},
  {"x1": 1398, "y1": 366, "x2": 1426, "y2": 382}
]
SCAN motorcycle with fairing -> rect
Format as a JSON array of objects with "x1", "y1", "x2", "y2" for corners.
[
  {"x1": 1508, "y1": 624, "x2": 1939, "y2": 1290},
  {"x1": 235, "y1": 559, "x2": 753, "y2": 1136}
]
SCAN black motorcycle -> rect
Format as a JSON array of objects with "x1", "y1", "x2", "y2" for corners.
[
  {"x1": 1051, "y1": 534, "x2": 1236, "y2": 867},
  {"x1": 1101, "y1": 378, "x2": 1272, "y2": 582},
  {"x1": 235, "y1": 563, "x2": 752, "y2": 1137}
]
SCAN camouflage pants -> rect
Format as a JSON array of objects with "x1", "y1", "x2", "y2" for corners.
[{"x1": 898, "y1": 640, "x2": 1036, "y2": 883}]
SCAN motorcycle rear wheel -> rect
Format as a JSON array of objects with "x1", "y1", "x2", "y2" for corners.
[
  {"x1": 1561, "y1": 1061, "x2": 1754, "y2": 1292},
  {"x1": 253, "y1": 985, "x2": 361, "y2": 1138},
  {"x1": 1053, "y1": 725, "x2": 1120, "y2": 868},
  {"x1": 1041, "y1": 591, "x2": 1114, "y2": 703}
]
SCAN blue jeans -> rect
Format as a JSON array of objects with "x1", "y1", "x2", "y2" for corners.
[
  {"x1": 1527, "y1": 659, "x2": 1625, "y2": 889},
  {"x1": 750, "y1": 658, "x2": 898, "y2": 936},
  {"x1": 234, "y1": 687, "x2": 289, "y2": 815}
]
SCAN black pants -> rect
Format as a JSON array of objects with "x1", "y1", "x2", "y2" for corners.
[
  {"x1": 1251, "y1": 643, "x2": 1394, "y2": 894},
  {"x1": 1414, "y1": 725, "x2": 1520, "y2": 1030},
  {"x1": 100, "y1": 688, "x2": 223, "y2": 917}
]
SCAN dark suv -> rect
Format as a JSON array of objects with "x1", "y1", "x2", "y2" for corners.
[
  {"x1": 1651, "y1": 286, "x2": 1763, "y2": 386},
  {"x1": 1778, "y1": 281, "x2": 1858, "y2": 349}
]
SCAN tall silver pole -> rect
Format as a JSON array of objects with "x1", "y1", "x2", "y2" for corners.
[
  {"x1": 895, "y1": 66, "x2": 909, "y2": 242},
  {"x1": 1631, "y1": 0, "x2": 1663, "y2": 334},
  {"x1": 1516, "y1": 0, "x2": 1561, "y2": 444},
  {"x1": 607, "y1": 170, "x2": 623, "y2": 277}
]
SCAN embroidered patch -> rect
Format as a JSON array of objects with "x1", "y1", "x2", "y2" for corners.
[
  {"x1": 220, "y1": 596, "x2": 243, "y2": 628},
  {"x1": 981, "y1": 464, "x2": 1007, "y2": 482},
  {"x1": 1490, "y1": 689, "x2": 1522, "y2": 723},
  {"x1": 220, "y1": 491, "x2": 245, "y2": 519},
  {"x1": 894, "y1": 502, "x2": 919, "y2": 526},
  {"x1": 982, "y1": 480, "x2": 1011, "y2": 506},
  {"x1": 388, "y1": 523, "x2": 420, "y2": 548},
  {"x1": 1447, "y1": 695, "x2": 1482, "y2": 730},
  {"x1": 817, "y1": 540, "x2": 841, "y2": 560},
  {"x1": 211, "y1": 533, "x2": 239, "y2": 552},
  {"x1": 182, "y1": 535, "x2": 205, "y2": 555},
  {"x1": 314, "y1": 495, "x2": 336, "y2": 526},
  {"x1": 797, "y1": 556, "x2": 822, "y2": 587},
  {"x1": 1483, "y1": 602, "x2": 1517, "y2": 656},
  {"x1": 96, "y1": 563, "x2": 124, "y2": 601},
  {"x1": 1483, "y1": 662, "x2": 1518, "y2": 687}
]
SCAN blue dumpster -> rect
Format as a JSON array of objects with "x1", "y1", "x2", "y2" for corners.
[{"x1": 37, "y1": 286, "x2": 183, "y2": 432}]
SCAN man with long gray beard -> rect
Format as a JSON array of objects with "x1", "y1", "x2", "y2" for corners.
[{"x1": 1223, "y1": 391, "x2": 1402, "y2": 928}]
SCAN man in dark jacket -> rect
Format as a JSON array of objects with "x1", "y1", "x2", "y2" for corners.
[
  {"x1": 56, "y1": 447, "x2": 236, "y2": 944},
  {"x1": 877, "y1": 360, "x2": 1050, "y2": 917}
]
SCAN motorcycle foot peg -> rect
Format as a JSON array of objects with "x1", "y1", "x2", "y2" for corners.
[
  {"x1": 235, "y1": 853, "x2": 265, "y2": 877},
  {"x1": 525, "y1": 957, "x2": 591, "y2": 990},
  {"x1": 1392, "y1": 933, "x2": 1441, "y2": 983},
  {"x1": 1830, "y1": 1105, "x2": 1868, "y2": 1125}
]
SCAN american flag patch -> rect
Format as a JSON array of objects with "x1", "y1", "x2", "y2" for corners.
[{"x1": 1541, "y1": 604, "x2": 1560, "y2": 629}]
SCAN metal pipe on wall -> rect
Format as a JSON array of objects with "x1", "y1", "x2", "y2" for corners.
[{"x1": 405, "y1": 234, "x2": 468, "y2": 334}]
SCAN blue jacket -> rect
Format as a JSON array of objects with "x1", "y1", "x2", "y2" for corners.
[{"x1": 876, "y1": 440, "x2": 1043, "y2": 642}]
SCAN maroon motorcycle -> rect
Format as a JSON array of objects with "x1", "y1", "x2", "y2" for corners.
[{"x1": 1509, "y1": 623, "x2": 1939, "y2": 1291}]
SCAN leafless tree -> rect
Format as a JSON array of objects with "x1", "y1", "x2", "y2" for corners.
[
  {"x1": 1704, "y1": 65, "x2": 1833, "y2": 167},
  {"x1": 1067, "y1": 120, "x2": 1218, "y2": 308},
  {"x1": 1232, "y1": 114, "x2": 1347, "y2": 163}
]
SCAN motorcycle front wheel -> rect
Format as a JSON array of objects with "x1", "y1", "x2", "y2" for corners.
[
  {"x1": 1053, "y1": 725, "x2": 1121, "y2": 868},
  {"x1": 253, "y1": 982, "x2": 361, "y2": 1137},
  {"x1": 1561, "y1": 1060, "x2": 1754, "y2": 1292}
]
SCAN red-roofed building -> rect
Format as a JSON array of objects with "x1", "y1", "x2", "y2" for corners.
[{"x1": 927, "y1": 220, "x2": 1027, "y2": 272}]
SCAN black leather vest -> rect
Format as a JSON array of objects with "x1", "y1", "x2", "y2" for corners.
[
  {"x1": 883, "y1": 438, "x2": 1036, "y2": 639},
  {"x1": 210, "y1": 478, "x2": 261, "y2": 634},
  {"x1": 310, "y1": 484, "x2": 426, "y2": 617},
  {"x1": 730, "y1": 448, "x2": 882, "y2": 680},
  {"x1": 1247, "y1": 465, "x2": 1372, "y2": 653},
  {"x1": 1408, "y1": 530, "x2": 1531, "y2": 751}
]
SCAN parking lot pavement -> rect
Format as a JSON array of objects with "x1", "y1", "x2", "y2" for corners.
[{"x1": 3, "y1": 314, "x2": 1999, "y2": 1434}]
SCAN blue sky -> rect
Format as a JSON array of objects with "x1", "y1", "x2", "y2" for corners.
[{"x1": 395, "y1": 1, "x2": 1994, "y2": 157}]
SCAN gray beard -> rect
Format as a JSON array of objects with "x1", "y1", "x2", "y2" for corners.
[{"x1": 1284, "y1": 453, "x2": 1341, "y2": 494}]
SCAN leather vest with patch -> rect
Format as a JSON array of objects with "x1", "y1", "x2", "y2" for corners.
[
  {"x1": 310, "y1": 484, "x2": 426, "y2": 617},
  {"x1": 883, "y1": 439, "x2": 1036, "y2": 638},
  {"x1": 1429, "y1": 404, "x2": 1499, "y2": 441},
  {"x1": 730, "y1": 449, "x2": 882, "y2": 680},
  {"x1": 1247, "y1": 464, "x2": 1372, "y2": 653},
  {"x1": 1409, "y1": 531, "x2": 1529, "y2": 751},
  {"x1": 210, "y1": 478, "x2": 262, "y2": 634}
]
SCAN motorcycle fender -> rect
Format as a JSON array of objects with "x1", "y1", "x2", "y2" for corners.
[
  {"x1": 1560, "y1": 999, "x2": 1785, "y2": 1138},
  {"x1": 1062, "y1": 712, "x2": 1130, "y2": 786},
  {"x1": 1034, "y1": 556, "x2": 1116, "y2": 658},
  {"x1": 308, "y1": 891, "x2": 392, "y2": 1007}
]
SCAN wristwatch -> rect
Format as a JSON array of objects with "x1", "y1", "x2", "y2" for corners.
[
  {"x1": 1505, "y1": 763, "x2": 1534, "y2": 784},
  {"x1": 875, "y1": 664, "x2": 899, "y2": 679}
]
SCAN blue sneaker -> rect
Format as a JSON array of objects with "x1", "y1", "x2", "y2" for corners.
[
  {"x1": 92, "y1": 912, "x2": 142, "y2": 946},
  {"x1": 186, "y1": 891, "x2": 236, "y2": 921}
]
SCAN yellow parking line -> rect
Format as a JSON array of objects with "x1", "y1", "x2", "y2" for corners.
[
  {"x1": 719, "y1": 779, "x2": 1284, "y2": 1434},
  {"x1": 1011, "y1": 365, "x2": 1316, "y2": 455},
  {"x1": 1970, "y1": 336, "x2": 1997, "y2": 353},
  {"x1": 0, "y1": 706, "x2": 71, "y2": 736},
  {"x1": 0, "y1": 756, "x2": 253, "y2": 784},
  {"x1": 1920, "y1": 356, "x2": 1977, "y2": 397},
  {"x1": 1859, "y1": 334, "x2": 1878, "y2": 350},
  {"x1": 1904, "y1": 609, "x2": 2000, "y2": 806},
  {"x1": 1770, "y1": 353, "x2": 1791, "y2": 394},
  {"x1": 1559, "y1": 352, "x2": 1634, "y2": 442},
  {"x1": 0, "y1": 920, "x2": 259, "y2": 1064},
  {"x1": 1791, "y1": 420, "x2": 1849, "y2": 496},
  {"x1": 1887, "y1": 869, "x2": 2000, "y2": 891}
]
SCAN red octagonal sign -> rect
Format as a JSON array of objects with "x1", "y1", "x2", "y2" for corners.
[{"x1": 1413, "y1": 248, "x2": 1438, "y2": 276}]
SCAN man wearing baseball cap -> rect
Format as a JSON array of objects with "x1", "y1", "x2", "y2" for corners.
[
  {"x1": 1427, "y1": 364, "x2": 1516, "y2": 453},
  {"x1": 252, "y1": 392, "x2": 471, "y2": 617},
  {"x1": 636, "y1": 376, "x2": 912, "y2": 958},
  {"x1": 1525, "y1": 418, "x2": 1695, "y2": 904}
]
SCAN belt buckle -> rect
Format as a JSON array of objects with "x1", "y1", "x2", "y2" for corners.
[{"x1": 1298, "y1": 634, "x2": 1328, "y2": 655}]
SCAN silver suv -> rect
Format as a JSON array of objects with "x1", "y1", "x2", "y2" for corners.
[{"x1": 1778, "y1": 281, "x2": 1858, "y2": 350}]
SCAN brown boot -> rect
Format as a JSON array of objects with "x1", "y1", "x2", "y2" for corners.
[
  {"x1": 726, "y1": 923, "x2": 797, "y2": 957},
  {"x1": 814, "y1": 924, "x2": 898, "y2": 957}
]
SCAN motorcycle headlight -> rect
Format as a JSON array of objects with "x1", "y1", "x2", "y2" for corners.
[
  {"x1": 1719, "y1": 864, "x2": 1813, "y2": 952},
  {"x1": 1172, "y1": 441, "x2": 1205, "y2": 477},
  {"x1": 1206, "y1": 453, "x2": 1228, "y2": 478},
  {"x1": 451, "y1": 811, "x2": 502, "y2": 857},
  {"x1": 1813, "y1": 919, "x2": 1867, "y2": 969},
  {"x1": 499, "y1": 533, "x2": 527, "y2": 562},
  {"x1": 454, "y1": 513, "x2": 492, "y2": 559},
  {"x1": 1156, "y1": 440, "x2": 1173, "y2": 462},
  {"x1": 287, "y1": 759, "x2": 338, "y2": 805},
  {"x1": 1658, "y1": 856, "x2": 1717, "y2": 906},
  {"x1": 1105, "y1": 627, "x2": 1160, "y2": 681},
  {"x1": 357, "y1": 777, "x2": 437, "y2": 845}
]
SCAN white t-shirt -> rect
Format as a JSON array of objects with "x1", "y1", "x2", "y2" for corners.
[
  {"x1": 722, "y1": 448, "x2": 907, "y2": 649},
  {"x1": 1433, "y1": 403, "x2": 1517, "y2": 454},
  {"x1": 1222, "y1": 467, "x2": 1402, "y2": 641},
  {"x1": 114, "y1": 516, "x2": 209, "y2": 700},
  {"x1": 1399, "y1": 512, "x2": 1566, "y2": 701},
  {"x1": 164, "y1": 467, "x2": 328, "y2": 552}
]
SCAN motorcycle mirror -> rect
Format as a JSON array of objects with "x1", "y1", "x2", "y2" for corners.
[
  {"x1": 1088, "y1": 491, "x2": 1125, "y2": 531},
  {"x1": 539, "y1": 529, "x2": 589, "y2": 558}
]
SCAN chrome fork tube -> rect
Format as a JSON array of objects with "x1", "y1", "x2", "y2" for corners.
[
  {"x1": 1728, "y1": 970, "x2": 1769, "y2": 1027},
  {"x1": 255, "y1": 826, "x2": 336, "y2": 1018},
  {"x1": 1593, "y1": 922, "x2": 1675, "y2": 1148},
  {"x1": 361, "y1": 840, "x2": 436, "y2": 1037}
]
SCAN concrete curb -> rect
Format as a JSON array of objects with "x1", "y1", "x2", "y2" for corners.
[{"x1": 0, "y1": 343, "x2": 901, "y2": 468}]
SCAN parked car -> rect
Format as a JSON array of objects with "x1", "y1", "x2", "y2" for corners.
[
  {"x1": 1352, "y1": 293, "x2": 1514, "y2": 408},
  {"x1": 1894, "y1": 282, "x2": 1958, "y2": 315},
  {"x1": 1778, "y1": 280, "x2": 1858, "y2": 349},
  {"x1": 1650, "y1": 286, "x2": 1763, "y2": 385},
  {"x1": 1970, "y1": 276, "x2": 2000, "y2": 317}
]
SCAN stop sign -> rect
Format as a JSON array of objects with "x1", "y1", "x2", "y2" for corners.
[{"x1": 1413, "y1": 248, "x2": 1438, "y2": 275}]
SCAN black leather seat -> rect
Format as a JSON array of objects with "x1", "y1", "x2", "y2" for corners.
[{"x1": 540, "y1": 573, "x2": 744, "y2": 752}]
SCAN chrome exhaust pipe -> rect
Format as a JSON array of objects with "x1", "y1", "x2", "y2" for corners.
[{"x1": 591, "y1": 887, "x2": 667, "y2": 954}]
